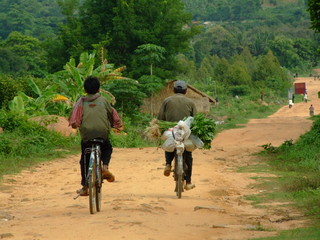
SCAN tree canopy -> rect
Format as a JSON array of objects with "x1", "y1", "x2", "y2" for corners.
[
  {"x1": 308, "y1": 0, "x2": 320, "y2": 33},
  {"x1": 56, "y1": 0, "x2": 200, "y2": 78}
]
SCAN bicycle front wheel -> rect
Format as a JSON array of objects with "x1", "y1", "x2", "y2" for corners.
[
  {"x1": 89, "y1": 162, "x2": 97, "y2": 214},
  {"x1": 175, "y1": 154, "x2": 184, "y2": 199},
  {"x1": 175, "y1": 174, "x2": 183, "y2": 199}
]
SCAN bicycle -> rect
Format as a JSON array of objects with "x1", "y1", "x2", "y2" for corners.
[
  {"x1": 84, "y1": 138, "x2": 104, "y2": 214},
  {"x1": 172, "y1": 125, "x2": 187, "y2": 199}
]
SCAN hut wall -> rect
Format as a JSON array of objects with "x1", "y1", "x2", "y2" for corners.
[{"x1": 140, "y1": 82, "x2": 212, "y2": 116}]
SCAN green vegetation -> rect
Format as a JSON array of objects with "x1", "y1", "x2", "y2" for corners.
[
  {"x1": 251, "y1": 227, "x2": 320, "y2": 240},
  {"x1": 190, "y1": 113, "x2": 216, "y2": 149},
  {"x1": 308, "y1": 0, "x2": 320, "y2": 33},
  {"x1": 0, "y1": 110, "x2": 79, "y2": 178}
]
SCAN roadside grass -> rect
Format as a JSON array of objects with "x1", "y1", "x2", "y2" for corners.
[
  {"x1": 0, "y1": 127, "x2": 80, "y2": 180},
  {"x1": 250, "y1": 226, "x2": 320, "y2": 240},
  {"x1": 242, "y1": 115, "x2": 320, "y2": 239}
]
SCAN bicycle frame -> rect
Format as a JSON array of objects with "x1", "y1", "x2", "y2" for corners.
[{"x1": 87, "y1": 144, "x2": 101, "y2": 182}]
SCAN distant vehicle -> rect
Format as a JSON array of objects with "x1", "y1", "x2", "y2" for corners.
[{"x1": 294, "y1": 82, "x2": 306, "y2": 95}]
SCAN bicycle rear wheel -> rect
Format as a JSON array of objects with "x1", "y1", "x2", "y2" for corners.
[
  {"x1": 89, "y1": 161, "x2": 97, "y2": 214},
  {"x1": 95, "y1": 157, "x2": 102, "y2": 212}
]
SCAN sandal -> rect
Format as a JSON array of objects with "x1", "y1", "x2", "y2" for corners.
[
  {"x1": 184, "y1": 183, "x2": 195, "y2": 190},
  {"x1": 76, "y1": 187, "x2": 89, "y2": 196},
  {"x1": 164, "y1": 164, "x2": 172, "y2": 177},
  {"x1": 102, "y1": 165, "x2": 115, "y2": 182}
]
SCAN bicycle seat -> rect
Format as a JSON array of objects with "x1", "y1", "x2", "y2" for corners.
[{"x1": 87, "y1": 138, "x2": 105, "y2": 145}]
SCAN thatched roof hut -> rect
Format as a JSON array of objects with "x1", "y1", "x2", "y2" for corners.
[{"x1": 140, "y1": 80, "x2": 215, "y2": 116}]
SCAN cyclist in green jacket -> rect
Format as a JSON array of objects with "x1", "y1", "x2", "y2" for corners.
[
  {"x1": 158, "y1": 80, "x2": 197, "y2": 190},
  {"x1": 71, "y1": 76, "x2": 116, "y2": 196}
]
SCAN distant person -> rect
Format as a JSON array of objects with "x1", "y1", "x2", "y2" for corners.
[
  {"x1": 215, "y1": 97, "x2": 219, "y2": 106},
  {"x1": 292, "y1": 94, "x2": 295, "y2": 103},
  {"x1": 260, "y1": 91, "x2": 264, "y2": 102},
  {"x1": 288, "y1": 99, "x2": 294, "y2": 109},
  {"x1": 303, "y1": 93, "x2": 308, "y2": 103},
  {"x1": 309, "y1": 104, "x2": 315, "y2": 116}
]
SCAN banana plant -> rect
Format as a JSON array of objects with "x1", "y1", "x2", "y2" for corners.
[
  {"x1": 53, "y1": 51, "x2": 132, "y2": 105},
  {"x1": 8, "y1": 79, "x2": 57, "y2": 116},
  {"x1": 8, "y1": 93, "x2": 26, "y2": 115}
]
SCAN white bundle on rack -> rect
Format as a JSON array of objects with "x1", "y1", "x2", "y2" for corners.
[{"x1": 161, "y1": 116, "x2": 204, "y2": 152}]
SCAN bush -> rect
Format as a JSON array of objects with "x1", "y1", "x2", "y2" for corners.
[
  {"x1": 229, "y1": 85, "x2": 250, "y2": 96},
  {"x1": 0, "y1": 109, "x2": 77, "y2": 157},
  {"x1": 0, "y1": 75, "x2": 24, "y2": 109},
  {"x1": 104, "y1": 80, "x2": 146, "y2": 116},
  {"x1": 110, "y1": 114, "x2": 155, "y2": 148}
]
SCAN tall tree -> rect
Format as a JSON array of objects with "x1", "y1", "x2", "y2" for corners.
[
  {"x1": 57, "y1": 0, "x2": 83, "y2": 58},
  {"x1": 253, "y1": 50, "x2": 289, "y2": 91},
  {"x1": 134, "y1": 44, "x2": 166, "y2": 75},
  {"x1": 193, "y1": 25, "x2": 238, "y2": 65},
  {"x1": 308, "y1": 0, "x2": 320, "y2": 33},
  {"x1": 4, "y1": 32, "x2": 47, "y2": 77},
  {"x1": 268, "y1": 35, "x2": 301, "y2": 68},
  {"x1": 58, "y1": 0, "x2": 199, "y2": 77}
]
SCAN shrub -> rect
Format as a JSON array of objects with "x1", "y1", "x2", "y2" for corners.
[{"x1": 229, "y1": 85, "x2": 250, "y2": 96}]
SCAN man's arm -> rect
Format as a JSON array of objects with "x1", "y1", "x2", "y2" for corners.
[{"x1": 105, "y1": 101, "x2": 114, "y2": 127}]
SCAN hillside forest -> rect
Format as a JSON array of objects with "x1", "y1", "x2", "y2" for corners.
[{"x1": 0, "y1": 0, "x2": 318, "y2": 120}]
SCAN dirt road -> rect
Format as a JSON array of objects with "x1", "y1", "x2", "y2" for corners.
[{"x1": 0, "y1": 77, "x2": 318, "y2": 240}]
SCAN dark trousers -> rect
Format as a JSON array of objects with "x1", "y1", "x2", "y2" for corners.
[
  {"x1": 80, "y1": 138, "x2": 113, "y2": 186},
  {"x1": 165, "y1": 150, "x2": 193, "y2": 183}
]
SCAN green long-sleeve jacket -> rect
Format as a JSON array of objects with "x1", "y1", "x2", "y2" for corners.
[{"x1": 157, "y1": 93, "x2": 197, "y2": 122}]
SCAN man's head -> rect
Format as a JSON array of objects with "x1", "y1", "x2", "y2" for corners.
[
  {"x1": 84, "y1": 76, "x2": 100, "y2": 94},
  {"x1": 174, "y1": 80, "x2": 187, "y2": 94}
]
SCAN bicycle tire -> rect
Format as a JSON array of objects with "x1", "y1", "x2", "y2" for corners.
[
  {"x1": 96, "y1": 153, "x2": 102, "y2": 212},
  {"x1": 176, "y1": 175, "x2": 183, "y2": 198},
  {"x1": 175, "y1": 154, "x2": 184, "y2": 199},
  {"x1": 89, "y1": 160, "x2": 97, "y2": 214}
]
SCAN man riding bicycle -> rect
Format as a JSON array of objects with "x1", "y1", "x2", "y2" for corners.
[
  {"x1": 69, "y1": 76, "x2": 116, "y2": 196},
  {"x1": 158, "y1": 80, "x2": 197, "y2": 190}
]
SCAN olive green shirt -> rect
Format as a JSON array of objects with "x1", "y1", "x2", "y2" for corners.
[
  {"x1": 158, "y1": 93, "x2": 197, "y2": 122},
  {"x1": 79, "y1": 95, "x2": 113, "y2": 142}
]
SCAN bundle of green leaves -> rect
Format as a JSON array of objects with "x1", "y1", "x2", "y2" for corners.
[{"x1": 190, "y1": 113, "x2": 215, "y2": 149}]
